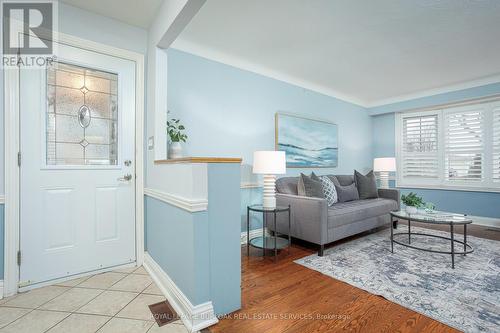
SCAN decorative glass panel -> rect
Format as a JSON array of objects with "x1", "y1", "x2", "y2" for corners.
[{"x1": 46, "y1": 61, "x2": 118, "y2": 165}]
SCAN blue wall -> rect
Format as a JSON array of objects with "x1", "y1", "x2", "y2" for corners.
[
  {"x1": 370, "y1": 84, "x2": 500, "y2": 218},
  {"x1": 0, "y1": 205, "x2": 4, "y2": 278},
  {"x1": 167, "y1": 48, "x2": 374, "y2": 231},
  {"x1": 145, "y1": 196, "x2": 208, "y2": 304},
  {"x1": 372, "y1": 113, "x2": 395, "y2": 159},
  {"x1": 399, "y1": 188, "x2": 500, "y2": 218},
  {"x1": 145, "y1": 163, "x2": 241, "y2": 315},
  {"x1": 167, "y1": 48, "x2": 373, "y2": 175},
  {"x1": 240, "y1": 188, "x2": 263, "y2": 232},
  {"x1": 206, "y1": 164, "x2": 241, "y2": 315}
]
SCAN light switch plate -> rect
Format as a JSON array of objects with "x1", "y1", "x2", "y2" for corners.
[{"x1": 148, "y1": 136, "x2": 154, "y2": 150}]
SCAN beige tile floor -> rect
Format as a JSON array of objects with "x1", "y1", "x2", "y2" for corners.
[{"x1": 0, "y1": 266, "x2": 189, "y2": 333}]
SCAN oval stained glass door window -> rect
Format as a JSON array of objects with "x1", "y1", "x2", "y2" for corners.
[{"x1": 78, "y1": 105, "x2": 91, "y2": 128}]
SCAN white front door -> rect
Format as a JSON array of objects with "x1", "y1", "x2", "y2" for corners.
[{"x1": 19, "y1": 41, "x2": 136, "y2": 287}]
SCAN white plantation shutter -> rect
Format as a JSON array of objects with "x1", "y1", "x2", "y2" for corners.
[
  {"x1": 401, "y1": 114, "x2": 439, "y2": 179},
  {"x1": 444, "y1": 109, "x2": 484, "y2": 182},
  {"x1": 493, "y1": 106, "x2": 500, "y2": 182},
  {"x1": 398, "y1": 100, "x2": 500, "y2": 190}
]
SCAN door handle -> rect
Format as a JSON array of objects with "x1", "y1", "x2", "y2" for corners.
[{"x1": 118, "y1": 174, "x2": 132, "y2": 182}]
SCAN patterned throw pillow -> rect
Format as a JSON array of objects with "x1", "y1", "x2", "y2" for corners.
[{"x1": 319, "y1": 176, "x2": 338, "y2": 206}]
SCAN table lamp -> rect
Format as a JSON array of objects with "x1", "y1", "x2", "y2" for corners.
[
  {"x1": 374, "y1": 157, "x2": 396, "y2": 188},
  {"x1": 253, "y1": 151, "x2": 286, "y2": 208}
]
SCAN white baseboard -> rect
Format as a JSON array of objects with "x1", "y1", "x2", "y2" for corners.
[
  {"x1": 241, "y1": 228, "x2": 269, "y2": 245},
  {"x1": 469, "y1": 215, "x2": 500, "y2": 228},
  {"x1": 143, "y1": 252, "x2": 218, "y2": 332},
  {"x1": 0, "y1": 280, "x2": 4, "y2": 299}
]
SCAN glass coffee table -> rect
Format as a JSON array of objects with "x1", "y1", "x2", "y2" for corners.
[{"x1": 390, "y1": 210, "x2": 474, "y2": 269}]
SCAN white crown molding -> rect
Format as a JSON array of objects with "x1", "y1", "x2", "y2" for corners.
[
  {"x1": 367, "y1": 74, "x2": 500, "y2": 112},
  {"x1": 144, "y1": 188, "x2": 208, "y2": 212},
  {"x1": 143, "y1": 252, "x2": 218, "y2": 332},
  {"x1": 0, "y1": 196, "x2": 4, "y2": 204},
  {"x1": 170, "y1": 42, "x2": 368, "y2": 107},
  {"x1": 171, "y1": 41, "x2": 500, "y2": 112}
]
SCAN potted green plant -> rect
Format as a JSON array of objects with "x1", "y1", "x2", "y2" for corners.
[
  {"x1": 401, "y1": 192, "x2": 424, "y2": 214},
  {"x1": 167, "y1": 118, "x2": 187, "y2": 159}
]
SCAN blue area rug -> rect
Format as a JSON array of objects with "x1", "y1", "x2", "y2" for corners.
[{"x1": 295, "y1": 226, "x2": 500, "y2": 332}]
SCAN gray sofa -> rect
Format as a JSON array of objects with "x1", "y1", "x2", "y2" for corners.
[{"x1": 274, "y1": 175, "x2": 400, "y2": 256}]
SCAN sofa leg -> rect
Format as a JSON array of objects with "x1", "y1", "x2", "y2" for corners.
[
  {"x1": 393, "y1": 220, "x2": 398, "y2": 229},
  {"x1": 318, "y1": 245, "x2": 324, "y2": 256}
]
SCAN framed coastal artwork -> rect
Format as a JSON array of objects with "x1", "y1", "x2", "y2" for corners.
[{"x1": 275, "y1": 113, "x2": 338, "y2": 168}]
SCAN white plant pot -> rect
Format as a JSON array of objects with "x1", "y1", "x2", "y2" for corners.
[
  {"x1": 406, "y1": 206, "x2": 418, "y2": 214},
  {"x1": 169, "y1": 142, "x2": 183, "y2": 159}
]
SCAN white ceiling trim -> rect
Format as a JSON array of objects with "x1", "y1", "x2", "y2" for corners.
[
  {"x1": 366, "y1": 74, "x2": 500, "y2": 110},
  {"x1": 171, "y1": 40, "x2": 369, "y2": 108}
]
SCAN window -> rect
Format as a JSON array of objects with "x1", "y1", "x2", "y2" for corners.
[
  {"x1": 444, "y1": 107, "x2": 484, "y2": 182},
  {"x1": 401, "y1": 114, "x2": 439, "y2": 179},
  {"x1": 46, "y1": 61, "x2": 118, "y2": 166},
  {"x1": 493, "y1": 104, "x2": 500, "y2": 182},
  {"x1": 396, "y1": 100, "x2": 500, "y2": 191}
]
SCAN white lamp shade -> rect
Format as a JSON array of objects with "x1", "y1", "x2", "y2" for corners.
[
  {"x1": 252, "y1": 151, "x2": 286, "y2": 174},
  {"x1": 373, "y1": 157, "x2": 396, "y2": 172}
]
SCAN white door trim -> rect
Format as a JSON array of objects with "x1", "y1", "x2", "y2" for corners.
[{"x1": 3, "y1": 32, "x2": 145, "y2": 297}]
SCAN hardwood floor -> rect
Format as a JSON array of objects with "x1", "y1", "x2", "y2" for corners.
[{"x1": 207, "y1": 229, "x2": 463, "y2": 333}]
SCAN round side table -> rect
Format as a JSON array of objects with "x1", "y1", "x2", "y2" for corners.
[{"x1": 246, "y1": 204, "x2": 291, "y2": 261}]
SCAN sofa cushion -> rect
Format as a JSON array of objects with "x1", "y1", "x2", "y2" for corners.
[
  {"x1": 276, "y1": 177, "x2": 299, "y2": 195},
  {"x1": 354, "y1": 170, "x2": 378, "y2": 199},
  {"x1": 334, "y1": 183, "x2": 359, "y2": 202},
  {"x1": 327, "y1": 198, "x2": 398, "y2": 228},
  {"x1": 298, "y1": 173, "x2": 325, "y2": 198}
]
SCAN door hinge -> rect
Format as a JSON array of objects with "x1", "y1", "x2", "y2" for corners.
[
  {"x1": 17, "y1": 152, "x2": 21, "y2": 167},
  {"x1": 17, "y1": 250, "x2": 21, "y2": 266}
]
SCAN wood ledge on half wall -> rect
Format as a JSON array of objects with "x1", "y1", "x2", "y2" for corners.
[{"x1": 154, "y1": 157, "x2": 242, "y2": 164}]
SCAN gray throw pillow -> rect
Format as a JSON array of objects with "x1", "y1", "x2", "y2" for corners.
[
  {"x1": 354, "y1": 170, "x2": 379, "y2": 199},
  {"x1": 310, "y1": 172, "x2": 321, "y2": 182},
  {"x1": 298, "y1": 173, "x2": 325, "y2": 198},
  {"x1": 335, "y1": 183, "x2": 360, "y2": 202}
]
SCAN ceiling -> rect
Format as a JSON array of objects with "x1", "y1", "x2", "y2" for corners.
[
  {"x1": 172, "y1": 0, "x2": 500, "y2": 107},
  {"x1": 61, "y1": 0, "x2": 163, "y2": 28}
]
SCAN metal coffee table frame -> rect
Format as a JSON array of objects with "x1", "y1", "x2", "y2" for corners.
[
  {"x1": 247, "y1": 204, "x2": 291, "y2": 262},
  {"x1": 390, "y1": 211, "x2": 474, "y2": 269}
]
